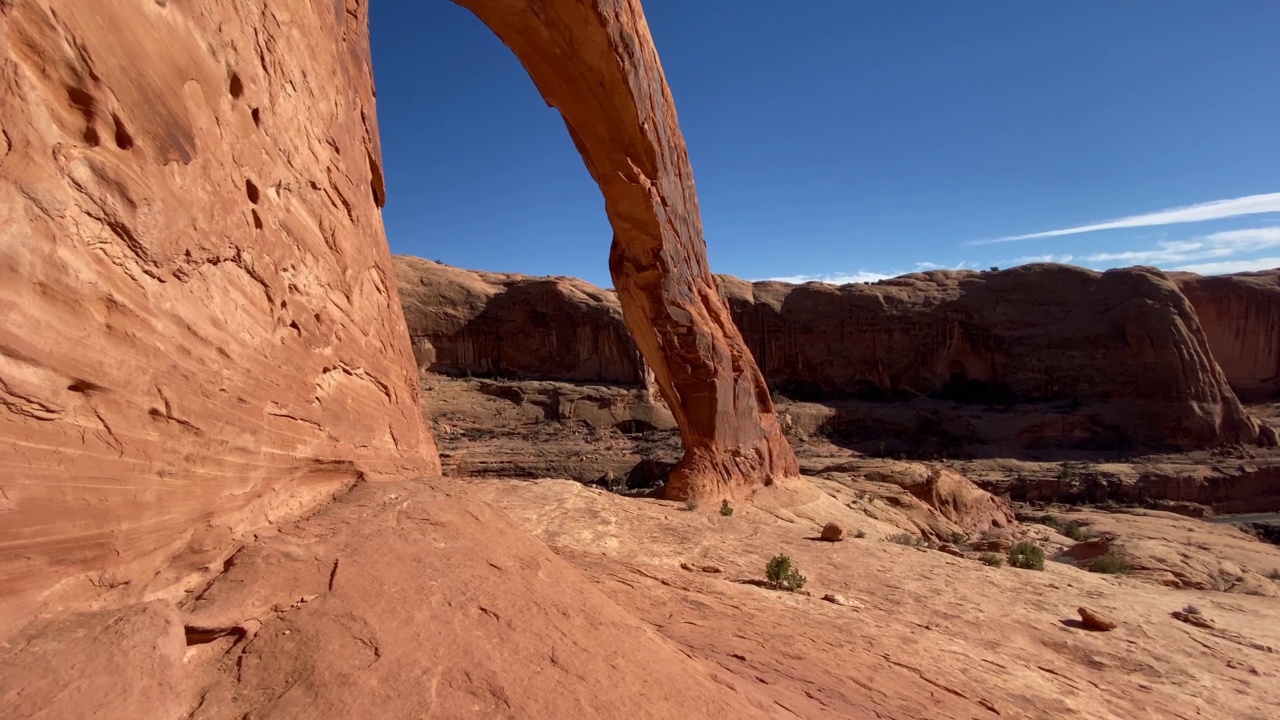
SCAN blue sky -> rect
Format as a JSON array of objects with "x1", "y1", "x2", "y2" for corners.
[{"x1": 371, "y1": 1, "x2": 1280, "y2": 287}]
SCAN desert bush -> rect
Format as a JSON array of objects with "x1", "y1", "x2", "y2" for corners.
[
  {"x1": 1008, "y1": 542, "x2": 1045, "y2": 571},
  {"x1": 854, "y1": 529, "x2": 867, "y2": 539},
  {"x1": 950, "y1": 532, "x2": 969, "y2": 546},
  {"x1": 888, "y1": 533, "x2": 924, "y2": 547},
  {"x1": 1183, "y1": 604, "x2": 1201, "y2": 615},
  {"x1": 1062, "y1": 520, "x2": 1090, "y2": 542},
  {"x1": 765, "y1": 554, "x2": 807, "y2": 591},
  {"x1": 1088, "y1": 553, "x2": 1131, "y2": 575},
  {"x1": 684, "y1": 499, "x2": 699, "y2": 512},
  {"x1": 719, "y1": 500, "x2": 734, "y2": 517},
  {"x1": 979, "y1": 552, "x2": 1004, "y2": 567}
]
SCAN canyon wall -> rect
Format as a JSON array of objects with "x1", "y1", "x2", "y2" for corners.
[
  {"x1": 402, "y1": 261, "x2": 1275, "y2": 451},
  {"x1": 0, "y1": 0, "x2": 436, "y2": 634},
  {"x1": 396, "y1": 256, "x2": 649, "y2": 386},
  {"x1": 722, "y1": 264, "x2": 1268, "y2": 449},
  {"x1": 1174, "y1": 270, "x2": 1280, "y2": 402}
]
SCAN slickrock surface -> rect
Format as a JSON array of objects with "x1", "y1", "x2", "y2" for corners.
[
  {"x1": 0, "y1": 0, "x2": 435, "y2": 634},
  {"x1": 452, "y1": 0, "x2": 798, "y2": 502},
  {"x1": 1175, "y1": 269, "x2": 1280, "y2": 402}
]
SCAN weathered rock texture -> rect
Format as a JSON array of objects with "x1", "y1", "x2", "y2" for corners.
[
  {"x1": 721, "y1": 264, "x2": 1268, "y2": 450},
  {"x1": 396, "y1": 256, "x2": 650, "y2": 386},
  {"x1": 451, "y1": 0, "x2": 798, "y2": 501},
  {"x1": 0, "y1": 0, "x2": 436, "y2": 635},
  {"x1": 1174, "y1": 270, "x2": 1280, "y2": 402}
]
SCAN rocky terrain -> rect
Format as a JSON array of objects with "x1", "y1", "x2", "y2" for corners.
[{"x1": 3, "y1": 0, "x2": 1280, "y2": 718}]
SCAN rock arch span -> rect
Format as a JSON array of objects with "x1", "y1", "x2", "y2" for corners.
[
  {"x1": 449, "y1": 0, "x2": 798, "y2": 500},
  {"x1": 0, "y1": 0, "x2": 793, "y2": 632}
]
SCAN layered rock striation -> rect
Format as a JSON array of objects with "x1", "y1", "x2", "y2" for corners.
[{"x1": 0, "y1": 0, "x2": 436, "y2": 634}]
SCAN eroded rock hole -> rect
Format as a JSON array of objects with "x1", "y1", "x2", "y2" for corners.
[
  {"x1": 228, "y1": 73, "x2": 244, "y2": 99},
  {"x1": 245, "y1": 178, "x2": 260, "y2": 204},
  {"x1": 66, "y1": 86, "x2": 99, "y2": 146},
  {"x1": 111, "y1": 114, "x2": 134, "y2": 150},
  {"x1": 251, "y1": 107, "x2": 261, "y2": 127}
]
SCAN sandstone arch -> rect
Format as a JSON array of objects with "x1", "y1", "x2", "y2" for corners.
[
  {"x1": 0, "y1": 0, "x2": 793, "y2": 632},
  {"x1": 449, "y1": 0, "x2": 798, "y2": 500}
]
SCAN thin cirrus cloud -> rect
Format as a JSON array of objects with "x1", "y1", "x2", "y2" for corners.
[
  {"x1": 971, "y1": 191, "x2": 1280, "y2": 245},
  {"x1": 1173, "y1": 257, "x2": 1280, "y2": 274},
  {"x1": 765, "y1": 262, "x2": 946, "y2": 286},
  {"x1": 1082, "y1": 227, "x2": 1280, "y2": 267}
]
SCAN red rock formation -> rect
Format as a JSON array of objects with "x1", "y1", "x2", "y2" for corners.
[
  {"x1": 722, "y1": 264, "x2": 1270, "y2": 450},
  {"x1": 451, "y1": 0, "x2": 798, "y2": 501},
  {"x1": 395, "y1": 256, "x2": 650, "y2": 386},
  {"x1": 0, "y1": 0, "x2": 436, "y2": 634},
  {"x1": 1174, "y1": 270, "x2": 1280, "y2": 402}
]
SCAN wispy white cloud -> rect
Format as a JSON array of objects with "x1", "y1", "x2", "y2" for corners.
[
  {"x1": 1173, "y1": 257, "x2": 1280, "y2": 275},
  {"x1": 766, "y1": 271, "x2": 891, "y2": 285},
  {"x1": 1013, "y1": 253, "x2": 1074, "y2": 264},
  {"x1": 766, "y1": 262, "x2": 947, "y2": 285},
  {"x1": 1081, "y1": 226, "x2": 1280, "y2": 267},
  {"x1": 971, "y1": 191, "x2": 1280, "y2": 245}
]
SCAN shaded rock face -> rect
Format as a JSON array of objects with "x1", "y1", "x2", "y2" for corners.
[
  {"x1": 0, "y1": 0, "x2": 436, "y2": 634},
  {"x1": 395, "y1": 256, "x2": 650, "y2": 386},
  {"x1": 451, "y1": 0, "x2": 798, "y2": 501},
  {"x1": 722, "y1": 264, "x2": 1268, "y2": 450},
  {"x1": 1174, "y1": 270, "x2": 1280, "y2": 402},
  {"x1": 402, "y1": 260, "x2": 1272, "y2": 452}
]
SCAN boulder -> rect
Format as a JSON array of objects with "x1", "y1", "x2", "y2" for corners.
[
  {"x1": 821, "y1": 523, "x2": 847, "y2": 542},
  {"x1": 1077, "y1": 606, "x2": 1118, "y2": 632}
]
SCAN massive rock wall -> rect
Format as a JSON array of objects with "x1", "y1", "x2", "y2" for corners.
[
  {"x1": 395, "y1": 256, "x2": 649, "y2": 386},
  {"x1": 0, "y1": 0, "x2": 436, "y2": 634},
  {"x1": 401, "y1": 261, "x2": 1274, "y2": 450},
  {"x1": 722, "y1": 264, "x2": 1267, "y2": 450},
  {"x1": 1174, "y1": 270, "x2": 1280, "y2": 402},
  {"x1": 451, "y1": 0, "x2": 798, "y2": 501}
]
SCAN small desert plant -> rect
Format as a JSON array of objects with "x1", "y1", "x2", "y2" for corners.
[
  {"x1": 1062, "y1": 520, "x2": 1090, "y2": 542},
  {"x1": 949, "y1": 532, "x2": 969, "y2": 546},
  {"x1": 765, "y1": 554, "x2": 807, "y2": 591},
  {"x1": 1269, "y1": 568, "x2": 1280, "y2": 582},
  {"x1": 719, "y1": 500, "x2": 734, "y2": 517},
  {"x1": 979, "y1": 552, "x2": 1004, "y2": 567},
  {"x1": 1088, "y1": 553, "x2": 1132, "y2": 575},
  {"x1": 1008, "y1": 542, "x2": 1046, "y2": 571},
  {"x1": 684, "y1": 499, "x2": 699, "y2": 512},
  {"x1": 888, "y1": 533, "x2": 924, "y2": 547},
  {"x1": 1183, "y1": 604, "x2": 1201, "y2": 615},
  {"x1": 854, "y1": 529, "x2": 867, "y2": 539}
]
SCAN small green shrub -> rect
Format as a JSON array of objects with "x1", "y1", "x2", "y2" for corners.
[
  {"x1": 854, "y1": 529, "x2": 867, "y2": 539},
  {"x1": 684, "y1": 499, "x2": 699, "y2": 512},
  {"x1": 888, "y1": 533, "x2": 923, "y2": 546},
  {"x1": 950, "y1": 532, "x2": 969, "y2": 546},
  {"x1": 1183, "y1": 604, "x2": 1201, "y2": 615},
  {"x1": 1088, "y1": 553, "x2": 1131, "y2": 575},
  {"x1": 719, "y1": 500, "x2": 734, "y2": 517},
  {"x1": 1062, "y1": 520, "x2": 1090, "y2": 542},
  {"x1": 1008, "y1": 542, "x2": 1046, "y2": 571},
  {"x1": 979, "y1": 552, "x2": 1004, "y2": 567},
  {"x1": 765, "y1": 554, "x2": 807, "y2": 591}
]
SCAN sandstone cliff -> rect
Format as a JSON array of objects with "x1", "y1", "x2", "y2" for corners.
[
  {"x1": 395, "y1": 256, "x2": 649, "y2": 386},
  {"x1": 400, "y1": 261, "x2": 1273, "y2": 451},
  {"x1": 0, "y1": 0, "x2": 436, "y2": 634},
  {"x1": 1174, "y1": 270, "x2": 1280, "y2": 402},
  {"x1": 722, "y1": 264, "x2": 1269, "y2": 450}
]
